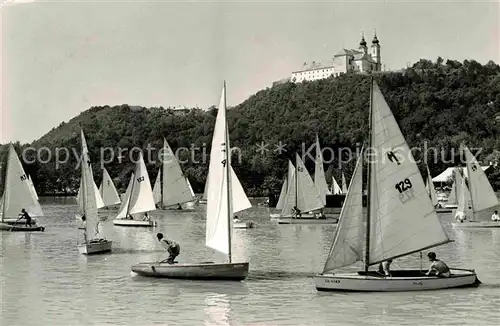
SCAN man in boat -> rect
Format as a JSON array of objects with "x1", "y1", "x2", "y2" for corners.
[
  {"x1": 156, "y1": 233, "x2": 180, "y2": 264},
  {"x1": 177, "y1": 203, "x2": 182, "y2": 210},
  {"x1": 292, "y1": 206, "x2": 302, "y2": 218},
  {"x1": 19, "y1": 208, "x2": 33, "y2": 227},
  {"x1": 491, "y1": 210, "x2": 500, "y2": 222},
  {"x1": 454, "y1": 210, "x2": 466, "y2": 223},
  {"x1": 425, "y1": 252, "x2": 450, "y2": 278},
  {"x1": 378, "y1": 259, "x2": 392, "y2": 277}
]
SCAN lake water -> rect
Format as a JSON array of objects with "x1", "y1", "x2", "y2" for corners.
[{"x1": 1, "y1": 197, "x2": 499, "y2": 326}]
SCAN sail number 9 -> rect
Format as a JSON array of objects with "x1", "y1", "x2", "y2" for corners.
[
  {"x1": 395, "y1": 178, "x2": 415, "y2": 204},
  {"x1": 137, "y1": 176, "x2": 145, "y2": 183}
]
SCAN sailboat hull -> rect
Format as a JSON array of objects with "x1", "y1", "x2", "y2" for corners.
[
  {"x1": 314, "y1": 269, "x2": 479, "y2": 292},
  {"x1": 131, "y1": 262, "x2": 249, "y2": 280},
  {"x1": 2, "y1": 218, "x2": 38, "y2": 225},
  {"x1": 452, "y1": 221, "x2": 500, "y2": 228},
  {"x1": 78, "y1": 239, "x2": 112, "y2": 255},
  {"x1": 276, "y1": 217, "x2": 339, "y2": 225},
  {"x1": 113, "y1": 219, "x2": 157, "y2": 227},
  {"x1": 0, "y1": 223, "x2": 45, "y2": 232}
]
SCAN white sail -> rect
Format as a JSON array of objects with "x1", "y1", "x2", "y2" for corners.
[
  {"x1": 368, "y1": 81, "x2": 451, "y2": 265},
  {"x1": 341, "y1": 173, "x2": 348, "y2": 194},
  {"x1": 314, "y1": 134, "x2": 330, "y2": 205},
  {"x1": 463, "y1": 145, "x2": 499, "y2": 214},
  {"x1": 275, "y1": 177, "x2": 288, "y2": 210},
  {"x1": 27, "y1": 175, "x2": 39, "y2": 201},
  {"x1": 323, "y1": 150, "x2": 364, "y2": 273},
  {"x1": 187, "y1": 178, "x2": 195, "y2": 197},
  {"x1": 161, "y1": 138, "x2": 195, "y2": 207},
  {"x1": 79, "y1": 130, "x2": 100, "y2": 239},
  {"x1": 295, "y1": 153, "x2": 324, "y2": 213},
  {"x1": 78, "y1": 131, "x2": 105, "y2": 209},
  {"x1": 281, "y1": 161, "x2": 297, "y2": 216},
  {"x1": 115, "y1": 173, "x2": 135, "y2": 219},
  {"x1": 99, "y1": 168, "x2": 121, "y2": 207},
  {"x1": 2, "y1": 144, "x2": 44, "y2": 219},
  {"x1": 0, "y1": 193, "x2": 3, "y2": 216},
  {"x1": 202, "y1": 175, "x2": 209, "y2": 201},
  {"x1": 152, "y1": 167, "x2": 161, "y2": 205},
  {"x1": 205, "y1": 83, "x2": 251, "y2": 256},
  {"x1": 425, "y1": 165, "x2": 438, "y2": 207},
  {"x1": 128, "y1": 152, "x2": 156, "y2": 215},
  {"x1": 447, "y1": 177, "x2": 457, "y2": 205},
  {"x1": 456, "y1": 175, "x2": 473, "y2": 216},
  {"x1": 331, "y1": 175, "x2": 342, "y2": 195}
]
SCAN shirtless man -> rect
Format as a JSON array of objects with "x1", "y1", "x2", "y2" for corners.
[{"x1": 425, "y1": 252, "x2": 450, "y2": 278}]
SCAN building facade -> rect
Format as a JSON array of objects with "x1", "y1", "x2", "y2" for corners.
[{"x1": 291, "y1": 33, "x2": 381, "y2": 83}]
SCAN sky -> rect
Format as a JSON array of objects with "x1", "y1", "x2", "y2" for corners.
[{"x1": 1, "y1": 0, "x2": 499, "y2": 143}]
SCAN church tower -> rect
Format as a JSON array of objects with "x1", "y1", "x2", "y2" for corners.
[
  {"x1": 358, "y1": 34, "x2": 368, "y2": 54},
  {"x1": 370, "y1": 32, "x2": 381, "y2": 71}
]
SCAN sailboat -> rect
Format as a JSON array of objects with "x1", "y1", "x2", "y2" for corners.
[
  {"x1": 2, "y1": 173, "x2": 41, "y2": 225},
  {"x1": 452, "y1": 145, "x2": 500, "y2": 228},
  {"x1": 314, "y1": 134, "x2": 330, "y2": 205},
  {"x1": 99, "y1": 167, "x2": 121, "y2": 210},
  {"x1": 0, "y1": 144, "x2": 45, "y2": 231},
  {"x1": 113, "y1": 152, "x2": 157, "y2": 227},
  {"x1": 274, "y1": 155, "x2": 338, "y2": 224},
  {"x1": 77, "y1": 129, "x2": 112, "y2": 254},
  {"x1": 152, "y1": 138, "x2": 197, "y2": 211},
  {"x1": 131, "y1": 82, "x2": 252, "y2": 280},
  {"x1": 314, "y1": 80, "x2": 479, "y2": 292},
  {"x1": 425, "y1": 164, "x2": 452, "y2": 213}
]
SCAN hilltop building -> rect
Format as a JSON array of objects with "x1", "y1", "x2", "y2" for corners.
[{"x1": 290, "y1": 33, "x2": 382, "y2": 83}]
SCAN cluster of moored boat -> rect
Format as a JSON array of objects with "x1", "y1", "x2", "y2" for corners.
[{"x1": 1, "y1": 80, "x2": 498, "y2": 292}]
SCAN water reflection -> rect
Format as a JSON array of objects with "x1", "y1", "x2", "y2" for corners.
[{"x1": 204, "y1": 293, "x2": 231, "y2": 326}]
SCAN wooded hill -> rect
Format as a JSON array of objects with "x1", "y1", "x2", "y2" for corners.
[{"x1": 1, "y1": 58, "x2": 499, "y2": 196}]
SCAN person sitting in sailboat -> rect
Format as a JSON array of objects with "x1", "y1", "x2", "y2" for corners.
[
  {"x1": 157, "y1": 233, "x2": 180, "y2": 264},
  {"x1": 378, "y1": 259, "x2": 392, "y2": 277},
  {"x1": 425, "y1": 252, "x2": 450, "y2": 278},
  {"x1": 142, "y1": 212, "x2": 149, "y2": 221},
  {"x1": 292, "y1": 206, "x2": 302, "y2": 218},
  {"x1": 491, "y1": 210, "x2": 499, "y2": 222},
  {"x1": 19, "y1": 208, "x2": 34, "y2": 227}
]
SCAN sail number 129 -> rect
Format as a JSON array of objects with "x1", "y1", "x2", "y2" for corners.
[{"x1": 395, "y1": 178, "x2": 415, "y2": 204}]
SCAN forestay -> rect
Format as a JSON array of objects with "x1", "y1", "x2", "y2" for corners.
[
  {"x1": 205, "y1": 84, "x2": 252, "y2": 256},
  {"x1": 99, "y1": 168, "x2": 121, "y2": 206},
  {"x1": 463, "y1": 145, "x2": 499, "y2": 215},
  {"x1": 314, "y1": 134, "x2": 330, "y2": 205},
  {"x1": 2, "y1": 144, "x2": 43, "y2": 218},
  {"x1": 161, "y1": 138, "x2": 195, "y2": 207},
  {"x1": 368, "y1": 81, "x2": 451, "y2": 265},
  {"x1": 322, "y1": 150, "x2": 364, "y2": 273}
]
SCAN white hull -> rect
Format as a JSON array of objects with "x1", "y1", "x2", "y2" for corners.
[
  {"x1": 452, "y1": 221, "x2": 500, "y2": 228},
  {"x1": 276, "y1": 217, "x2": 339, "y2": 225},
  {"x1": 78, "y1": 239, "x2": 112, "y2": 255},
  {"x1": 2, "y1": 218, "x2": 38, "y2": 225},
  {"x1": 445, "y1": 204, "x2": 458, "y2": 209},
  {"x1": 314, "y1": 269, "x2": 479, "y2": 292},
  {"x1": 113, "y1": 219, "x2": 157, "y2": 227},
  {"x1": 233, "y1": 221, "x2": 254, "y2": 229},
  {"x1": 131, "y1": 261, "x2": 248, "y2": 280}
]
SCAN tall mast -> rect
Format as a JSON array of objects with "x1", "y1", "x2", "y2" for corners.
[
  {"x1": 224, "y1": 81, "x2": 233, "y2": 263},
  {"x1": 364, "y1": 77, "x2": 374, "y2": 272}
]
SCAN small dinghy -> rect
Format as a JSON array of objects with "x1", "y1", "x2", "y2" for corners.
[
  {"x1": 76, "y1": 129, "x2": 113, "y2": 255},
  {"x1": 314, "y1": 80, "x2": 479, "y2": 292},
  {"x1": 113, "y1": 153, "x2": 157, "y2": 228},
  {"x1": 132, "y1": 261, "x2": 249, "y2": 280},
  {"x1": 1, "y1": 144, "x2": 46, "y2": 232},
  {"x1": 132, "y1": 82, "x2": 252, "y2": 281}
]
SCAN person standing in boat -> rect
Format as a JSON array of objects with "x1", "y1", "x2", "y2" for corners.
[
  {"x1": 157, "y1": 233, "x2": 180, "y2": 264},
  {"x1": 491, "y1": 210, "x2": 499, "y2": 222},
  {"x1": 378, "y1": 259, "x2": 392, "y2": 277},
  {"x1": 425, "y1": 252, "x2": 450, "y2": 278},
  {"x1": 81, "y1": 215, "x2": 87, "y2": 241},
  {"x1": 19, "y1": 208, "x2": 33, "y2": 227}
]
